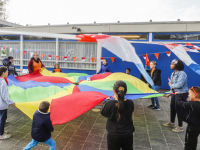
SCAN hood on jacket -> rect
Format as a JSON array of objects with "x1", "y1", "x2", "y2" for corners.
[{"x1": 3, "y1": 58, "x2": 11, "y2": 66}]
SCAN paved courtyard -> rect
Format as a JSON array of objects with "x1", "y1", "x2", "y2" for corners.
[{"x1": 1, "y1": 94, "x2": 200, "y2": 150}]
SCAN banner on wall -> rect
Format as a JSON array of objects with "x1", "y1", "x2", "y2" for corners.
[
  {"x1": 15, "y1": 49, "x2": 19, "y2": 54},
  {"x1": 154, "y1": 53, "x2": 159, "y2": 60},
  {"x1": 91, "y1": 57, "x2": 95, "y2": 63},
  {"x1": 48, "y1": 55, "x2": 52, "y2": 60},
  {"x1": 145, "y1": 53, "x2": 150, "y2": 66},
  {"x1": 1, "y1": 46, "x2": 7, "y2": 56},
  {"x1": 23, "y1": 51, "x2": 27, "y2": 56},
  {"x1": 73, "y1": 57, "x2": 76, "y2": 62},
  {"x1": 64, "y1": 56, "x2": 68, "y2": 62},
  {"x1": 41, "y1": 54, "x2": 44, "y2": 59},
  {"x1": 82, "y1": 57, "x2": 85, "y2": 62},
  {"x1": 166, "y1": 51, "x2": 171, "y2": 57},
  {"x1": 111, "y1": 57, "x2": 115, "y2": 63},
  {"x1": 9, "y1": 48, "x2": 13, "y2": 53},
  {"x1": 56, "y1": 56, "x2": 60, "y2": 60}
]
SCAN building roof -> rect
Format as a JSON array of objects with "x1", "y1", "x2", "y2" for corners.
[{"x1": 0, "y1": 19, "x2": 23, "y2": 27}]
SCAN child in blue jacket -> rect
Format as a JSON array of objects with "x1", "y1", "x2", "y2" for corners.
[
  {"x1": 0, "y1": 67, "x2": 15, "y2": 140},
  {"x1": 97, "y1": 59, "x2": 112, "y2": 74},
  {"x1": 24, "y1": 101, "x2": 56, "y2": 150}
]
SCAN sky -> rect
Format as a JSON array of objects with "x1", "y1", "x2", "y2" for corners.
[{"x1": 6, "y1": 0, "x2": 200, "y2": 26}]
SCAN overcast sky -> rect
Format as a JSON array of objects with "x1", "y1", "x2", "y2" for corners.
[{"x1": 6, "y1": 0, "x2": 200, "y2": 26}]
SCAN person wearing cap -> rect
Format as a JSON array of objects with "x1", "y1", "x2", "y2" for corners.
[
  {"x1": 28, "y1": 53, "x2": 45, "y2": 74},
  {"x1": 163, "y1": 59, "x2": 188, "y2": 133}
]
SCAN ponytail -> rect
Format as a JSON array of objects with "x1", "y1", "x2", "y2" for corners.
[{"x1": 113, "y1": 80, "x2": 127, "y2": 123}]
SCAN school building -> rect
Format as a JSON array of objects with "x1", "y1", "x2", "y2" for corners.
[{"x1": 0, "y1": 20, "x2": 200, "y2": 89}]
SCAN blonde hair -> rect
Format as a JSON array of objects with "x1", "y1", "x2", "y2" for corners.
[{"x1": 150, "y1": 61, "x2": 157, "y2": 66}]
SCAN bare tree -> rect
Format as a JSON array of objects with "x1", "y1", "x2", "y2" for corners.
[{"x1": 0, "y1": 0, "x2": 9, "y2": 20}]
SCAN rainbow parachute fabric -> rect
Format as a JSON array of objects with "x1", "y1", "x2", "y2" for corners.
[{"x1": 7, "y1": 68, "x2": 163, "y2": 125}]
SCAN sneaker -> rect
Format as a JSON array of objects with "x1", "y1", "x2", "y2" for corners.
[
  {"x1": 152, "y1": 106, "x2": 161, "y2": 110},
  {"x1": 0, "y1": 133, "x2": 11, "y2": 140},
  {"x1": 172, "y1": 126, "x2": 184, "y2": 132},
  {"x1": 147, "y1": 105, "x2": 155, "y2": 108},
  {"x1": 163, "y1": 122, "x2": 175, "y2": 128}
]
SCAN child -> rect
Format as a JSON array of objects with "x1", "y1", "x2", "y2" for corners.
[
  {"x1": 52, "y1": 63, "x2": 62, "y2": 73},
  {"x1": 0, "y1": 66, "x2": 15, "y2": 140},
  {"x1": 97, "y1": 59, "x2": 112, "y2": 74},
  {"x1": 101, "y1": 80, "x2": 135, "y2": 150},
  {"x1": 8, "y1": 56, "x2": 18, "y2": 76},
  {"x1": 176, "y1": 86, "x2": 200, "y2": 150},
  {"x1": 163, "y1": 59, "x2": 188, "y2": 132},
  {"x1": 126, "y1": 68, "x2": 131, "y2": 75},
  {"x1": 147, "y1": 61, "x2": 161, "y2": 110},
  {"x1": 23, "y1": 101, "x2": 56, "y2": 150}
]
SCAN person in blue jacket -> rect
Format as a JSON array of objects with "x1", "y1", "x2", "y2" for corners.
[
  {"x1": 23, "y1": 101, "x2": 56, "y2": 150},
  {"x1": 97, "y1": 59, "x2": 112, "y2": 74}
]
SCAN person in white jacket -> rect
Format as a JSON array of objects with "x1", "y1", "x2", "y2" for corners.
[{"x1": 0, "y1": 66, "x2": 15, "y2": 140}]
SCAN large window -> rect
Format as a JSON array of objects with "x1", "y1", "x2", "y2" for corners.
[
  {"x1": 23, "y1": 42, "x2": 56, "y2": 67},
  {"x1": 107, "y1": 33, "x2": 148, "y2": 41},
  {"x1": 24, "y1": 36, "x2": 55, "y2": 41},
  {"x1": 59, "y1": 42, "x2": 97, "y2": 69},
  {"x1": 0, "y1": 35, "x2": 20, "y2": 40},
  {"x1": 0, "y1": 42, "x2": 20, "y2": 65},
  {"x1": 153, "y1": 33, "x2": 200, "y2": 41}
]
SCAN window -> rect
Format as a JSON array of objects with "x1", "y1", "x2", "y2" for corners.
[
  {"x1": 23, "y1": 42, "x2": 56, "y2": 67},
  {"x1": 107, "y1": 33, "x2": 148, "y2": 41},
  {"x1": 24, "y1": 36, "x2": 55, "y2": 41},
  {"x1": 0, "y1": 42, "x2": 20, "y2": 58},
  {"x1": 59, "y1": 42, "x2": 97, "y2": 70},
  {"x1": 0, "y1": 35, "x2": 20, "y2": 40},
  {"x1": 153, "y1": 33, "x2": 200, "y2": 41}
]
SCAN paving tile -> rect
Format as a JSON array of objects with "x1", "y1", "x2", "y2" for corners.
[
  {"x1": 82, "y1": 142, "x2": 100, "y2": 150},
  {"x1": 64, "y1": 142, "x2": 83, "y2": 150},
  {"x1": 74, "y1": 129, "x2": 90, "y2": 137},
  {"x1": 150, "y1": 137, "x2": 168, "y2": 147},
  {"x1": 54, "y1": 136, "x2": 70, "y2": 146},
  {"x1": 69, "y1": 135, "x2": 86, "y2": 144},
  {"x1": 90, "y1": 128, "x2": 105, "y2": 137},
  {"x1": 134, "y1": 139, "x2": 151, "y2": 148},
  {"x1": 168, "y1": 143, "x2": 184, "y2": 150},
  {"x1": 148, "y1": 131, "x2": 164, "y2": 139},
  {"x1": 0, "y1": 139, "x2": 18, "y2": 149},
  {"x1": 86, "y1": 134, "x2": 103, "y2": 143},
  {"x1": 165, "y1": 137, "x2": 183, "y2": 145}
]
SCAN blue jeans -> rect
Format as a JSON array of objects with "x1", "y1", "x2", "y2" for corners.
[
  {"x1": 0, "y1": 109, "x2": 7, "y2": 135},
  {"x1": 151, "y1": 86, "x2": 160, "y2": 107},
  {"x1": 23, "y1": 138, "x2": 56, "y2": 150}
]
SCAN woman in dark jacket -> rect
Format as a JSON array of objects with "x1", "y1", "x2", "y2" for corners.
[
  {"x1": 147, "y1": 61, "x2": 161, "y2": 110},
  {"x1": 28, "y1": 53, "x2": 45, "y2": 74}
]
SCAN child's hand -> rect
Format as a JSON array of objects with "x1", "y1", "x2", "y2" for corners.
[
  {"x1": 175, "y1": 92, "x2": 180, "y2": 95},
  {"x1": 164, "y1": 94, "x2": 171, "y2": 98}
]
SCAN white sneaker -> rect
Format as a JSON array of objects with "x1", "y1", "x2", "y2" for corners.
[{"x1": 0, "y1": 133, "x2": 11, "y2": 140}]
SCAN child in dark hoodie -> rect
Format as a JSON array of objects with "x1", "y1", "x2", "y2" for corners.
[
  {"x1": 97, "y1": 59, "x2": 112, "y2": 74},
  {"x1": 7, "y1": 56, "x2": 18, "y2": 76},
  {"x1": 176, "y1": 86, "x2": 200, "y2": 150},
  {"x1": 23, "y1": 101, "x2": 56, "y2": 150}
]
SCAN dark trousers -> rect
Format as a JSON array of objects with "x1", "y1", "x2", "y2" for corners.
[
  {"x1": 0, "y1": 109, "x2": 7, "y2": 136},
  {"x1": 185, "y1": 124, "x2": 200, "y2": 150},
  {"x1": 170, "y1": 93, "x2": 188, "y2": 127},
  {"x1": 107, "y1": 133, "x2": 133, "y2": 150}
]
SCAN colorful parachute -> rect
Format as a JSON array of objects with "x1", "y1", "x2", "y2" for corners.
[{"x1": 7, "y1": 68, "x2": 164, "y2": 125}]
